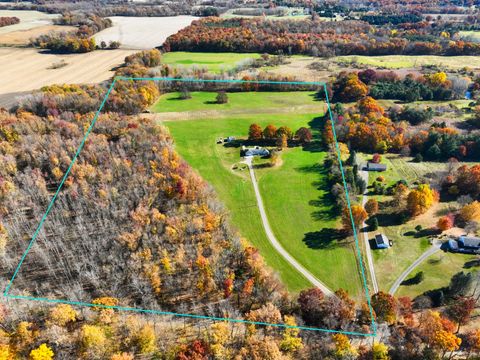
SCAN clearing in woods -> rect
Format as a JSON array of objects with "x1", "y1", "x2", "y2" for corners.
[
  {"x1": 4, "y1": 79, "x2": 374, "y2": 336},
  {"x1": 154, "y1": 90, "x2": 363, "y2": 298}
]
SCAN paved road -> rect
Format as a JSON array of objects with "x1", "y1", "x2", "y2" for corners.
[
  {"x1": 359, "y1": 168, "x2": 379, "y2": 294},
  {"x1": 389, "y1": 242, "x2": 442, "y2": 295},
  {"x1": 243, "y1": 156, "x2": 334, "y2": 296}
]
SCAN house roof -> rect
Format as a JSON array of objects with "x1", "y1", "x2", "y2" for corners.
[
  {"x1": 458, "y1": 236, "x2": 480, "y2": 248},
  {"x1": 374, "y1": 234, "x2": 389, "y2": 247},
  {"x1": 367, "y1": 162, "x2": 387, "y2": 170}
]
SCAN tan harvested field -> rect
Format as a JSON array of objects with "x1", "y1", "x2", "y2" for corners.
[
  {"x1": 0, "y1": 48, "x2": 137, "y2": 106},
  {"x1": 93, "y1": 15, "x2": 198, "y2": 50},
  {"x1": 0, "y1": 10, "x2": 59, "y2": 34},
  {"x1": 0, "y1": 25, "x2": 76, "y2": 46}
]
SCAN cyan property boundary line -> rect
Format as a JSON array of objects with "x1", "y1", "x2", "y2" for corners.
[{"x1": 3, "y1": 77, "x2": 377, "y2": 337}]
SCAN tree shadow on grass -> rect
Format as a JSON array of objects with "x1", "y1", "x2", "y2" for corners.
[
  {"x1": 303, "y1": 228, "x2": 347, "y2": 249},
  {"x1": 464, "y1": 259, "x2": 480, "y2": 269},
  {"x1": 297, "y1": 163, "x2": 338, "y2": 222}
]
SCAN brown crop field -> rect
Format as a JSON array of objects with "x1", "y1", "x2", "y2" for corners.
[
  {"x1": 0, "y1": 48, "x2": 137, "y2": 107},
  {"x1": 0, "y1": 25, "x2": 76, "y2": 46}
]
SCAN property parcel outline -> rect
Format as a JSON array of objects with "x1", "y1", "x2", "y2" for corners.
[{"x1": 3, "y1": 77, "x2": 377, "y2": 336}]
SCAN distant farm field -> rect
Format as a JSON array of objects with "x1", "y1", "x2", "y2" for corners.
[
  {"x1": 0, "y1": 48, "x2": 137, "y2": 107},
  {"x1": 154, "y1": 91, "x2": 363, "y2": 297},
  {"x1": 0, "y1": 25, "x2": 76, "y2": 46},
  {"x1": 161, "y1": 51, "x2": 261, "y2": 73},
  {"x1": 0, "y1": 10, "x2": 59, "y2": 34},
  {"x1": 335, "y1": 55, "x2": 480, "y2": 69},
  {"x1": 94, "y1": 16, "x2": 198, "y2": 50}
]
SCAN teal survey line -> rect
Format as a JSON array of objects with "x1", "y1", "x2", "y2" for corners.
[
  {"x1": 323, "y1": 84, "x2": 377, "y2": 336},
  {"x1": 4, "y1": 294, "x2": 374, "y2": 337},
  {"x1": 4, "y1": 78, "x2": 376, "y2": 336},
  {"x1": 3, "y1": 79, "x2": 117, "y2": 296}
]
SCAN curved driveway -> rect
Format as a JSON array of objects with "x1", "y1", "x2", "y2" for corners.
[
  {"x1": 389, "y1": 242, "x2": 441, "y2": 295},
  {"x1": 244, "y1": 156, "x2": 334, "y2": 296}
]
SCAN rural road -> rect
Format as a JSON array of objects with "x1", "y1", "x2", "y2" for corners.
[
  {"x1": 243, "y1": 156, "x2": 334, "y2": 296},
  {"x1": 359, "y1": 167, "x2": 379, "y2": 294},
  {"x1": 389, "y1": 241, "x2": 442, "y2": 295}
]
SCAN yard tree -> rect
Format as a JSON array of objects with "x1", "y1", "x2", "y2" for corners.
[
  {"x1": 341, "y1": 205, "x2": 367, "y2": 234},
  {"x1": 216, "y1": 91, "x2": 228, "y2": 104},
  {"x1": 446, "y1": 296, "x2": 476, "y2": 333},
  {"x1": 276, "y1": 134, "x2": 288, "y2": 149},
  {"x1": 460, "y1": 201, "x2": 480, "y2": 223},
  {"x1": 179, "y1": 88, "x2": 191, "y2": 100},
  {"x1": 248, "y1": 123, "x2": 263, "y2": 141},
  {"x1": 365, "y1": 198, "x2": 379, "y2": 216},
  {"x1": 407, "y1": 184, "x2": 437, "y2": 217},
  {"x1": 437, "y1": 214, "x2": 454, "y2": 231},
  {"x1": 465, "y1": 330, "x2": 480, "y2": 358},
  {"x1": 298, "y1": 288, "x2": 324, "y2": 325},
  {"x1": 371, "y1": 291, "x2": 397, "y2": 324},
  {"x1": 276, "y1": 126, "x2": 293, "y2": 140},
  {"x1": 263, "y1": 124, "x2": 277, "y2": 140},
  {"x1": 433, "y1": 330, "x2": 461, "y2": 358},
  {"x1": 372, "y1": 153, "x2": 382, "y2": 163},
  {"x1": 295, "y1": 127, "x2": 312, "y2": 143}
]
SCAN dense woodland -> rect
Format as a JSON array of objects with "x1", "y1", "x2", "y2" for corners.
[{"x1": 163, "y1": 16, "x2": 480, "y2": 57}]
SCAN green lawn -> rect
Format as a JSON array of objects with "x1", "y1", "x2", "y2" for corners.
[
  {"x1": 161, "y1": 52, "x2": 261, "y2": 73},
  {"x1": 397, "y1": 252, "x2": 478, "y2": 298},
  {"x1": 257, "y1": 149, "x2": 362, "y2": 295},
  {"x1": 160, "y1": 91, "x2": 364, "y2": 297},
  {"x1": 151, "y1": 91, "x2": 320, "y2": 113}
]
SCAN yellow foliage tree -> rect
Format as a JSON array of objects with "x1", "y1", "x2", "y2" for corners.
[
  {"x1": 29, "y1": 344, "x2": 54, "y2": 360},
  {"x1": 209, "y1": 322, "x2": 230, "y2": 358},
  {"x1": 0, "y1": 345, "x2": 13, "y2": 360},
  {"x1": 280, "y1": 316, "x2": 303, "y2": 353},
  {"x1": 460, "y1": 201, "x2": 480, "y2": 222},
  {"x1": 333, "y1": 333, "x2": 357, "y2": 358},
  {"x1": 135, "y1": 324, "x2": 157, "y2": 354},
  {"x1": 92, "y1": 297, "x2": 119, "y2": 323},
  {"x1": 372, "y1": 342, "x2": 390, "y2": 360},
  {"x1": 433, "y1": 330, "x2": 462, "y2": 355},
  {"x1": 407, "y1": 184, "x2": 437, "y2": 216},
  {"x1": 110, "y1": 353, "x2": 134, "y2": 360},
  {"x1": 81, "y1": 324, "x2": 107, "y2": 353},
  {"x1": 48, "y1": 304, "x2": 77, "y2": 327}
]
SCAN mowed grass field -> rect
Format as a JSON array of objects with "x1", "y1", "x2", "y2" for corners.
[
  {"x1": 157, "y1": 91, "x2": 363, "y2": 297},
  {"x1": 161, "y1": 52, "x2": 261, "y2": 73},
  {"x1": 151, "y1": 91, "x2": 320, "y2": 113}
]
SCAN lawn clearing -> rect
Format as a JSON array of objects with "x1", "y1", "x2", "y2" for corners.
[
  {"x1": 161, "y1": 91, "x2": 363, "y2": 297},
  {"x1": 257, "y1": 148, "x2": 362, "y2": 295},
  {"x1": 396, "y1": 251, "x2": 478, "y2": 298},
  {"x1": 161, "y1": 52, "x2": 261, "y2": 73},
  {"x1": 151, "y1": 91, "x2": 321, "y2": 113}
]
